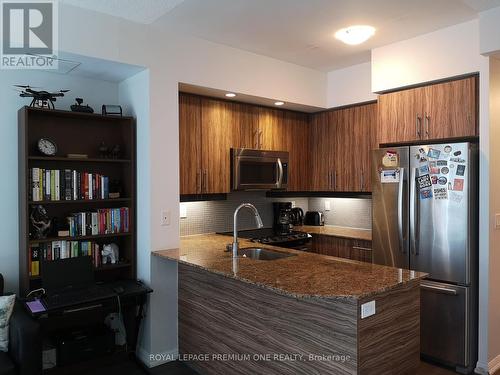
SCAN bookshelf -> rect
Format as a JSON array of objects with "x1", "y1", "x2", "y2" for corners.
[{"x1": 18, "y1": 106, "x2": 137, "y2": 296}]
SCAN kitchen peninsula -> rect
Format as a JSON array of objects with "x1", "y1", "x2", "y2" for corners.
[{"x1": 154, "y1": 234, "x2": 426, "y2": 375}]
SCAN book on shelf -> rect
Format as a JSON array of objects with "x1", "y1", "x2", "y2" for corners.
[
  {"x1": 29, "y1": 241, "x2": 105, "y2": 273},
  {"x1": 29, "y1": 168, "x2": 111, "y2": 202},
  {"x1": 67, "y1": 207, "x2": 129, "y2": 237}
]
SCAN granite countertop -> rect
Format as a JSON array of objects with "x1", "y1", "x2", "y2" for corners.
[
  {"x1": 299, "y1": 225, "x2": 372, "y2": 241},
  {"x1": 153, "y1": 234, "x2": 425, "y2": 300}
]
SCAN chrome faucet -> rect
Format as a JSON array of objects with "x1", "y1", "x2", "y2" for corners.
[{"x1": 231, "y1": 203, "x2": 263, "y2": 258}]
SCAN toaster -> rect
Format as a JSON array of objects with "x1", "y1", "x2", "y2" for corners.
[{"x1": 304, "y1": 211, "x2": 324, "y2": 226}]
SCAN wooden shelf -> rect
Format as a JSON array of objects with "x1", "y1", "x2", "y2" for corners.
[
  {"x1": 28, "y1": 198, "x2": 131, "y2": 205},
  {"x1": 30, "y1": 261, "x2": 132, "y2": 280},
  {"x1": 28, "y1": 156, "x2": 131, "y2": 163},
  {"x1": 29, "y1": 232, "x2": 131, "y2": 245}
]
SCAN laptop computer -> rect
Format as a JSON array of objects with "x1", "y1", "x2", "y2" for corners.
[{"x1": 41, "y1": 257, "x2": 115, "y2": 310}]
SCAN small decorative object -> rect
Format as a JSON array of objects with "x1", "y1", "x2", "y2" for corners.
[
  {"x1": 109, "y1": 179, "x2": 122, "y2": 199},
  {"x1": 102, "y1": 105, "x2": 122, "y2": 116},
  {"x1": 99, "y1": 141, "x2": 109, "y2": 158},
  {"x1": 111, "y1": 144, "x2": 121, "y2": 159},
  {"x1": 70, "y1": 98, "x2": 94, "y2": 113},
  {"x1": 30, "y1": 205, "x2": 51, "y2": 239},
  {"x1": 15, "y1": 85, "x2": 69, "y2": 109},
  {"x1": 102, "y1": 243, "x2": 119, "y2": 264},
  {"x1": 37, "y1": 138, "x2": 57, "y2": 156},
  {"x1": 52, "y1": 217, "x2": 69, "y2": 237},
  {"x1": 67, "y1": 153, "x2": 88, "y2": 159}
]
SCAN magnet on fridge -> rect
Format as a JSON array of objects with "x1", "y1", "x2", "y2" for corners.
[
  {"x1": 420, "y1": 189, "x2": 433, "y2": 200},
  {"x1": 456, "y1": 165, "x2": 466, "y2": 176},
  {"x1": 380, "y1": 169, "x2": 400, "y2": 183},
  {"x1": 417, "y1": 174, "x2": 432, "y2": 189},
  {"x1": 444, "y1": 145, "x2": 452, "y2": 154},
  {"x1": 430, "y1": 167, "x2": 440, "y2": 174},
  {"x1": 433, "y1": 187, "x2": 448, "y2": 200},
  {"x1": 453, "y1": 150, "x2": 462, "y2": 156},
  {"x1": 450, "y1": 157, "x2": 465, "y2": 163},
  {"x1": 453, "y1": 178, "x2": 464, "y2": 191},
  {"x1": 438, "y1": 176, "x2": 447, "y2": 185},
  {"x1": 382, "y1": 151, "x2": 399, "y2": 167},
  {"x1": 419, "y1": 165, "x2": 430, "y2": 174},
  {"x1": 437, "y1": 160, "x2": 448, "y2": 166},
  {"x1": 427, "y1": 148, "x2": 441, "y2": 159},
  {"x1": 441, "y1": 167, "x2": 449, "y2": 175},
  {"x1": 431, "y1": 176, "x2": 438, "y2": 185}
]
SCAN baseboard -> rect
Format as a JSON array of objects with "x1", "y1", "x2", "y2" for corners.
[
  {"x1": 489, "y1": 355, "x2": 500, "y2": 375},
  {"x1": 136, "y1": 346, "x2": 179, "y2": 368}
]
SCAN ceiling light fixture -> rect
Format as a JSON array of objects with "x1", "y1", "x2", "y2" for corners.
[
  {"x1": 225, "y1": 93, "x2": 236, "y2": 98},
  {"x1": 334, "y1": 25, "x2": 375, "y2": 45},
  {"x1": 274, "y1": 101, "x2": 285, "y2": 106}
]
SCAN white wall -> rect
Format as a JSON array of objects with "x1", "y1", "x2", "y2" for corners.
[
  {"x1": 0, "y1": 70, "x2": 119, "y2": 292},
  {"x1": 479, "y1": 7, "x2": 500, "y2": 56},
  {"x1": 327, "y1": 62, "x2": 377, "y2": 107},
  {"x1": 372, "y1": 20, "x2": 482, "y2": 92},
  {"x1": 52, "y1": 3, "x2": 328, "y2": 366}
]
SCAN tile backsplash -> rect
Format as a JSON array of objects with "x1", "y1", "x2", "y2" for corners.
[{"x1": 180, "y1": 193, "x2": 372, "y2": 236}]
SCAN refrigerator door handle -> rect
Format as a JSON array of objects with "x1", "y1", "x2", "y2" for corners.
[
  {"x1": 410, "y1": 167, "x2": 419, "y2": 255},
  {"x1": 421, "y1": 284, "x2": 458, "y2": 296},
  {"x1": 397, "y1": 167, "x2": 405, "y2": 253}
]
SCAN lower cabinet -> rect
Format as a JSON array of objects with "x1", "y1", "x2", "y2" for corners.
[{"x1": 309, "y1": 234, "x2": 372, "y2": 263}]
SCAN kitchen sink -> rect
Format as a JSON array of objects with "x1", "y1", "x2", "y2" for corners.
[{"x1": 238, "y1": 247, "x2": 296, "y2": 261}]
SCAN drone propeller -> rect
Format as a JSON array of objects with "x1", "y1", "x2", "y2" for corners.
[
  {"x1": 60, "y1": 89, "x2": 70, "y2": 93},
  {"x1": 14, "y1": 85, "x2": 41, "y2": 89}
]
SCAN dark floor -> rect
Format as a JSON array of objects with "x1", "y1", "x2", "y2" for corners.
[{"x1": 83, "y1": 358, "x2": 457, "y2": 375}]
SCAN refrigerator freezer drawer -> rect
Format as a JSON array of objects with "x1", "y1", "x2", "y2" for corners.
[{"x1": 420, "y1": 281, "x2": 469, "y2": 367}]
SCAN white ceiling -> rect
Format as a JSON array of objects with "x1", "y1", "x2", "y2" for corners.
[
  {"x1": 59, "y1": 0, "x2": 186, "y2": 24},
  {"x1": 61, "y1": 0, "x2": 500, "y2": 71}
]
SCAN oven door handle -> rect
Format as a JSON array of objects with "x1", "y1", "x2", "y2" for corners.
[{"x1": 276, "y1": 158, "x2": 283, "y2": 188}]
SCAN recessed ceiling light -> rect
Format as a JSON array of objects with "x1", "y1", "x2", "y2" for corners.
[
  {"x1": 274, "y1": 101, "x2": 285, "y2": 106},
  {"x1": 334, "y1": 25, "x2": 375, "y2": 45},
  {"x1": 225, "y1": 93, "x2": 236, "y2": 98}
]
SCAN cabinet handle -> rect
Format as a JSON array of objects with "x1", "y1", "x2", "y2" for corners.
[
  {"x1": 196, "y1": 170, "x2": 201, "y2": 193},
  {"x1": 327, "y1": 171, "x2": 331, "y2": 189},
  {"x1": 253, "y1": 130, "x2": 258, "y2": 149},
  {"x1": 360, "y1": 170, "x2": 364, "y2": 192},
  {"x1": 415, "y1": 113, "x2": 422, "y2": 138},
  {"x1": 259, "y1": 130, "x2": 263, "y2": 149},
  {"x1": 352, "y1": 246, "x2": 372, "y2": 251},
  {"x1": 424, "y1": 112, "x2": 430, "y2": 138},
  {"x1": 333, "y1": 170, "x2": 337, "y2": 191},
  {"x1": 203, "y1": 170, "x2": 208, "y2": 193}
]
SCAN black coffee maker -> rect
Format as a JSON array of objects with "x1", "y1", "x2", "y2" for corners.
[{"x1": 273, "y1": 202, "x2": 293, "y2": 235}]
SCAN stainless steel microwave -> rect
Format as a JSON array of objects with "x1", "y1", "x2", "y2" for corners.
[{"x1": 231, "y1": 148, "x2": 288, "y2": 191}]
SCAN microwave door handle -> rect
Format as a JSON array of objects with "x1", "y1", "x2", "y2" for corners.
[{"x1": 276, "y1": 158, "x2": 283, "y2": 188}]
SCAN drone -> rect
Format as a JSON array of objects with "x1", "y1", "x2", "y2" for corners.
[{"x1": 15, "y1": 85, "x2": 70, "y2": 109}]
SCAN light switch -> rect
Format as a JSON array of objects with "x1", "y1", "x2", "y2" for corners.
[
  {"x1": 291, "y1": 201, "x2": 296, "y2": 208},
  {"x1": 496, "y1": 214, "x2": 500, "y2": 229},
  {"x1": 361, "y1": 300, "x2": 376, "y2": 319},
  {"x1": 324, "y1": 200, "x2": 331, "y2": 211},
  {"x1": 180, "y1": 203, "x2": 187, "y2": 219}
]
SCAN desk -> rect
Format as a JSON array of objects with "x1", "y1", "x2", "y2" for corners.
[{"x1": 24, "y1": 280, "x2": 152, "y2": 373}]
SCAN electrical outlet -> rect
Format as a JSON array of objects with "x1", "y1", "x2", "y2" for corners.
[
  {"x1": 161, "y1": 210, "x2": 171, "y2": 226},
  {"x1": 324, "y1": 200, "x2": 331, "y2": 211},
  {"x1": 361, "y1": 300, "x2": 376, "y2": 319},
  {"x1": 180, "y1": 204, "x2": 187, "y2": 219}
]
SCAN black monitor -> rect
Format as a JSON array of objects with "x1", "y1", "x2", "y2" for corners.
[{"x1": 41, "y1": 256, "x2": 94, "y2": 291}]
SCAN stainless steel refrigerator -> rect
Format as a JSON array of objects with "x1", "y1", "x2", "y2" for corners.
[{"x1": 371, "y1": 142, "x2": 478, "y2": 374}]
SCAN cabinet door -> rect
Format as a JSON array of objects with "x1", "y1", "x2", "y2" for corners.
[
  {"x1": 258, "y1": 107, "x2": 284, "y2": 151},
  {"x1": 309, "y1": 111, "x2": 333, "y2": 191},
  {"x1": 423, "y1": 76, "x2": 477, "y2": 139},
  {"x1": 282, "y1": 111, "x2": 310, "y2": 191},
  {"x1": 333, "y1": 108, "x2": 357, "y2": 192},
  {"x1": 179, "y1": 93, "x2": 202, "y2": 195},
  {"x1": 231, "y1": 102, "x2": 258, "y2": 149},
  {"x1": 353, "y1": 103, "x2": 378, "y2": 192},
  {"x1": 200, "y1": 98, "x2": 233, "y2": 194},
  {"x1": 377, "y1": 87, "x2": 424, "y2": 145}
]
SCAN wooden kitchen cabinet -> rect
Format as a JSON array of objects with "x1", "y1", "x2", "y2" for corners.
[
  {"x1": 310, "y1": 234, "x2": 373, "y2": 263},
  {"x1": 179, "y1": 93, "x2": 202, "y2": 195},
  {"x1": 309, "y1": 102, "x2": 377, "y2": 192},
  {"x1": 377, "y1": 75, "x2": 477, "y2": 145}
]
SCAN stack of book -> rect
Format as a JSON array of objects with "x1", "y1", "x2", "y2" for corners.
[
  {"x1": 29, "y1": 241, "x2": 103, "y2": 276},
  {"x1": 67, "y1": 207, "x2": 129, "y2": 236},
  {"x1": 29, "y1": 168, "x2": 110, "y2": 201}
]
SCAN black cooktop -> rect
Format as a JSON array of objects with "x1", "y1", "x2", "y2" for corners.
[{"x1": 217, "y1": 228, "x2": 310, "y2": 246}]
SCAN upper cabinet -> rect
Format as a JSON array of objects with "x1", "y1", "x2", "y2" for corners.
[{"x1": 377, "y1": 76, "x2": 477, "y2": 145}]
